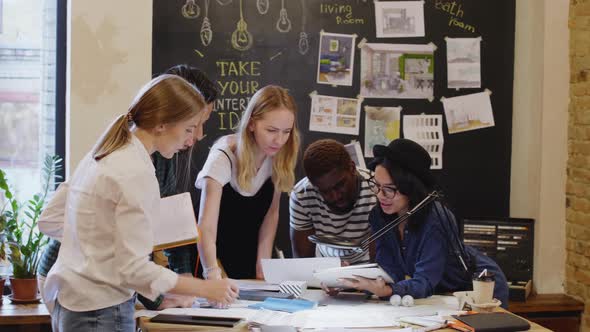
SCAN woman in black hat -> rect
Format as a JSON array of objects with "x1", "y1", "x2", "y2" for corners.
[{"x1": 338, "y1": 138, "x2": 509, "y2": 308}]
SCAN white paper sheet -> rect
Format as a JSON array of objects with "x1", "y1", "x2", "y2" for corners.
[
  {"x1": 446, "y1": 37, "x2": 482, "y2": 89},
  {"x1": 236, "y1": 280, "x2": 280, "y2": 291},
  {"x1": 375, "y1": 1, "x2": 425, "y2": 38},
  {"x1": 344, "y1": 141, "x2": 367, "y2": 169},
  {"x1": 261, "y1": 257, "x2": 341, "y2": 288},
  {"x1": 153, "y1": 192, "x2": 198, "y2": 249},
  {"x1": 313, "y1": 263, "x2": 395, "y2": 288},
  {"x1": 442, "y1": 91, "x2": 495, "y2": 134}
]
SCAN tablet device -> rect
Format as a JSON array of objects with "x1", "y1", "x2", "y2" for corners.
[{"x1": 150, "y1": 314, "x2": 242, "y2": 327}]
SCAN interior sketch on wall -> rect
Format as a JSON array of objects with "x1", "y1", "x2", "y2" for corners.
[
  {"x1": 442, "y1": 91, "x2": 495, "y2": 134},
  {"x1": 375, "y1": 1, "x2": 425, "y2": 38},
  {"x1": 317, "y1": 32, "x2": 356, "y2": 86},
  {"x1": 360, "y1": 43, "x2": 435, "y2": 99},
  {"x1": 309, "y1": 94, "x2": 361, "y2": 135},
  {"x1": 447, "y1": 37, "x2": 482, "y2": 89},
  {"x1": 364, "y1": 106, "x2": 402, "y2": 158},
  {"x1": 403, "y1": 114, "x2": 444, "y2": 169}
]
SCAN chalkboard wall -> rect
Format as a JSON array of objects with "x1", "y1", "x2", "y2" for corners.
[{"x1": 153, "y1": 0, "x2": 516, "y2": 257}]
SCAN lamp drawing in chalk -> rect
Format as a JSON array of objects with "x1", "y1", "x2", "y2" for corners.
[
  {"x1": 200, "y1": 0, "x2": 213, "y2": 46},
  {"x1": 298, "y1": 0, "x2": 309, "y2": 55},
  {"x1": 276, "y1": 0, "x2": 292, "y2": 33},
  {"x1": 231, "y1": 0, "x2": 253, "y2": 51},
  {"x1": 181, "y1": 0, "x2": 200, "y2": 19},
  {"x1": 256, "y1": 0, "x2": 269, "y2": 15}
]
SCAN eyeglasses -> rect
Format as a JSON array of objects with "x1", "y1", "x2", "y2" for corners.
[{"x1": 368, "y1": 178, "x2": 398, "y2": 199}]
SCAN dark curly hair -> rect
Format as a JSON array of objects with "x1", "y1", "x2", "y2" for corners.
[{"x1": 303, "y1": 139, "x2": 352, "y2": 182}]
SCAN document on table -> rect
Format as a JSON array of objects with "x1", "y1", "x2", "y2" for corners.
[{"x1": 261, "y1": 257, "x2": 341, "y2": 287}]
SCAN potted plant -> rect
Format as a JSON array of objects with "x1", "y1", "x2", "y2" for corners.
[{"x1": 0, "y1": 155, "x2": 62, "y2": 301}]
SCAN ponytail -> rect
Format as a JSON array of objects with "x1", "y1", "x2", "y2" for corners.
[{"x1": 92, "y1": 114, "x2": 132, "y2": 161}]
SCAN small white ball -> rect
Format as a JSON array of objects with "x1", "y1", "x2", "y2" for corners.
[
  {"x1": 389, "y1": 294, "x2": 402, "y2": 306},
  {"x1": 401, "y1": 295, "x2": 414, "y2": 307}
]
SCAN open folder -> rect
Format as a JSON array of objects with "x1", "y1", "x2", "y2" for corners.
[
  {"x1": 152, "y1": 192, "x2": 199, "y2": 251},
  {"x1": 313, "y1": 263, "x2": 394, "y2": 288}
]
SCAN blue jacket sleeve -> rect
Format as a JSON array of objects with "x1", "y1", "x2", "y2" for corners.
[{"x1": 390, "y1": 224, "x2": 449, "y2": 298}]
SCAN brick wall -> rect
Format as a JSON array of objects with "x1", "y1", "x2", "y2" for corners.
[{"x1": 566, "y1": 0, "x2": 590, "y2": 330}]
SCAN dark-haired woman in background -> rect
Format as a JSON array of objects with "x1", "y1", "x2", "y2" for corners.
[{"x1": 338, "y1": 138, "x2": 509, "y2": 308}]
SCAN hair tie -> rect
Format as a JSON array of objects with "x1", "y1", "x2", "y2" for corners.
[{"x1": 126, "y1": 112, "x2": 134, "y2": 123}]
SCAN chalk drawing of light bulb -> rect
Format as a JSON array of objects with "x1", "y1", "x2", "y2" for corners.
[
  {"x1": 181, "y1": 0, "x2": 200, "y2": 19},
  {"x1": 256, "y1": 0, "x2": 269, "y2": 14},
  {"x1": 276, "y1": 0, "x2": 292, "y2": 33},
  {"x1": 231, "y1": 0, "x2": 253, "y2": 51},
  {"x1": 200, "y1": 0, "x2": 213, "y2": 46}
]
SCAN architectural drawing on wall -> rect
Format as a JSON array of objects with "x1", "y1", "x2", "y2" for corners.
[
  {"x1": 364, "y1": 106, "x2": 402, "y2": 158},
  {"x1": 276, "y1": 0, "x2": 292, "y2": 33},
  {"x1": 200, "y1": 0, "x2": 213, "y2": 46},
  {"x1": 360, "y1": 43, "x2": 435, "y2": 99},
  {"x1": 446, "y1": 37, "x2": 481, "y2": 89},
  {"x1": 442, "y1": 91, "x2": 495, "y2": 134},
  {"x1": 345, "y1": 141, "x2": 367, "y2": 169},
  {"x1": 257, "y1": 0, "x2": 269, "y2": 14},
  {"x1": 298, "y1": 0, "x2": 309, "y2": 55},
  {"x1": 403, "y1": 114, "x2": 444, "y2": 169},
  {"x1": 375, "y1": 1, "x2": 425, "y2": 38},
  {"x1": 181, "y1": 0, "x2": 200, "y2": 19},
  {"x1": 231, "y1": 0, "x2": 253, "y2": 51},
  {"x1": 309, "y1": 94, "x2": 361, "y2": 135},
  {"x1": 317, "y1": 32, "x2": 356, "y2": 86}
]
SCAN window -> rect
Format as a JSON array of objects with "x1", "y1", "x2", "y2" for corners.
[{"x1": 0, "y1": 0, "x2": 65, "y2": 203}]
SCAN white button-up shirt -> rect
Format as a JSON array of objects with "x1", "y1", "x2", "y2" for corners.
[{"x1": 39, "y1": 135, "x2": 178, "y2": 312}]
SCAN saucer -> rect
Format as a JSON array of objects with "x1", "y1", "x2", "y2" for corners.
[
  {"x1": 8, "y1": 294, "x2": 42, "y2": 304},
  {"x1": 466, "y1": 297, "x2": 502, "y2": 312},
  {"x1": 453, "y1": 291, "x2": 501, "y2": 312}
]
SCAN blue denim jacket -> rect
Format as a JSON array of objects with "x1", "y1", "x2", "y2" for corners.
[{"x1": 369, "y1": 202, "x2": 509, "y2": 308}]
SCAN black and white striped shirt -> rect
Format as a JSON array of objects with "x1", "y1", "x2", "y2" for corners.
[{"x1": 289, "y1": 168, "x2": 377, "y2": 264}]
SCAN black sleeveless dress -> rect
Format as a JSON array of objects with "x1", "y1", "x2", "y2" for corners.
[{"x1": 215, "y1": 151, "x2": 274, "y2": 279}]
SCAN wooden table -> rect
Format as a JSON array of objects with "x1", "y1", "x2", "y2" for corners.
[
  {"x1": 509, "y1": 293, "x2": 585, "y2": 332},
  {"x1": 138, "y1": 309, "x2": 551, "y2": 332},
  {"x1": 0, "y1": 295, "x2": 51, "y2": 332}
]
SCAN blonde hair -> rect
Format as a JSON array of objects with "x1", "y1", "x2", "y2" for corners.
[
  {"x1": 92, "y1": 74, "x2": 206, "y2": 160},
  {"x1": 235, "y1": 85, "x2": 300, "y2": 192}
]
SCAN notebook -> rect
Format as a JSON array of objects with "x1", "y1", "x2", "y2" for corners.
[
  {"x1": 150, "y1": 314, "x2": 242, "y2": 327},
  {"x1": 238, "y1": 290, "x2": 294, "y2": 301},
  {"x1": 313, "y1": 263, "x2": 394, "y2": 287},
  {"x1": 152, "y1": 192, "x2": 199, "y2": 251},
  {"x1": 453, "y1": 312, "x2": 531, "y2": 332}
]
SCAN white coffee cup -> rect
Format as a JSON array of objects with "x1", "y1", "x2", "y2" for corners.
[{"x1": 472, "y1": 272, "x2": 495, "y2": 304}]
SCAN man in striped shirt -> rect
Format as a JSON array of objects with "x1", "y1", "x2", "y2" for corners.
[{"x1": 290, "y1": 139, "x2": 377, "y2": 264}]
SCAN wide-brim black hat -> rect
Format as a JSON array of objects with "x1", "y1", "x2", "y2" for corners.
[{"x1": 371, "y1": 138, "x2": 436, "y2": 188}]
